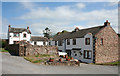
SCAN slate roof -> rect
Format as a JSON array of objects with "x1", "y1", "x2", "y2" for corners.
[
  {"x1": 53, "y1": 25, "x2": 106, "y2": 41},
  {"x1": 9, "y1": 28, "x2": 31, "y2": 34},
  {"x1": 31, "y1": 36, "x2": 48, "y2": 41}
]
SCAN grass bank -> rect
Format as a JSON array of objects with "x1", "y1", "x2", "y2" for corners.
[{"x1": 0, "y1": 48, "x2": 8, "y2": 52}]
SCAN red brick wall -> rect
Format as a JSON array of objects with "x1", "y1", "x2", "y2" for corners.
[{"x1": 95, "y1": 25, "x2": 119, "y2": 63}]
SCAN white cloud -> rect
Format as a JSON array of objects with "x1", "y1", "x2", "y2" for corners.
[
  {"x1": 16, "y1": 2, "x2": 118, "y2": 36},
  {"x1": 75, "y1": 3, "x2": 86, "y2": 8}
]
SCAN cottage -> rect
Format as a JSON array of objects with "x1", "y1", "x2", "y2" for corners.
[
  {"x1": 8, "y1": 25, "x2": 48, "y2": 46},
  {"x1": 30, "y1": 36, "x2": 48, "y2": 45},
  {"x1": 50, "y1": 20, "x2": 119, "y2": 63}
]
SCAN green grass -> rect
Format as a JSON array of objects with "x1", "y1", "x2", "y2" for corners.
[
  {"x1": 24, "y1": 57, "x2": 33, "y2": 62},
  {"x1": 0, "y1": 48, "x2": 8, "y2": 52},
  {"x1": 94, "y1": 61, "x2": 120, "y2": 66},
  {"x1": 33, "y1": 60, "x2": 45, "y2": 63},
  {"x1": 35, "y1": 54, "x2": 51, "y2": 57}
]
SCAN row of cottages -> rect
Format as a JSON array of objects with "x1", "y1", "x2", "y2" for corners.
[
  {"x1": 8, "y1": 25, "x2": 48, "y2": 45},
  {"x1": 50, "y1": 20, "x2": 119, "y2": 63}
]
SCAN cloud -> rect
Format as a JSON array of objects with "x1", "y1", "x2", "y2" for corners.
[
  {"x1": 75, "y1": 3, "x2": 86, "y2": 8},
  {"x1": 15, "y1": 2, "x2": 118, "y2": 36}
]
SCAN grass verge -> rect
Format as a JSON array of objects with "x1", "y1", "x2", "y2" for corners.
[
  {"x1": 93, "y1": 61, "x2": 120, "y2": 66},
  {"x1": 0, "y1": 48, "x2": 8, "y2": 52}
]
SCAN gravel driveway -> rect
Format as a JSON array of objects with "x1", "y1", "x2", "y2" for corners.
[{"x1": 1, "y1": 52, "x2": 118, "y2": 74}]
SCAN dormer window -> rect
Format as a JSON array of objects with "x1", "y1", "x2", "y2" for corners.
[
  {"x1": 23, "y1": 33, "x2": 27, "y2": 38},
  {"x1": 85, "y1": 38, "x2": 90, "y2": 45}
]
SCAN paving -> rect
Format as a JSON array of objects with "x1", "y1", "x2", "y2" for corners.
[{"x1": 1, "y1": 52, "x2": 118, "y2": 74}]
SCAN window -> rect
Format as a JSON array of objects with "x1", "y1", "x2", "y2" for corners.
[
  {"x1": 85, "y1": 38, "x2": 90, "y2": 45},
  {"x1": 49, "y1": 42, "x2": 51, "y2": 45},
  {"x1": 13, "y1": 33, "x2": 19, "y2": 37},
  {"x1": 67, "y1": 39, "x2": 70, "y2": 45},
  {"x1": 23, "y1": 33, "x2": 27, "y2": 38},
  {"x1": 100, "y1": 38, "x2": 103, "y2": 45},
  {"x1": 43, "y1": 41, "x2": 46, "y2": 45},
  {"x1": 84, "y1": 50, "x2": 92, "y2": 59},
  {"x1": 73, "y1": 38, "x2": 76, "y2": 45},
  {"x1": 58, "y1": 41, "x2": 62, "y2": 46},
  {"x1": 55, "y1": 41, "x2": 57, "y2": 45},
  {"x1": 34, "y1": 42, "x2": 37, "y2": 45}
]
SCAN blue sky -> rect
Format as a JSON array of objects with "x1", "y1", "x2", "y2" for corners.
[{"x1": 1, "y1": 2, "x2": 119, "y2": 38}]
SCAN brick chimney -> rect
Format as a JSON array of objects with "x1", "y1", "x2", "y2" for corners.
[
  {"x1": 27, "y1": 26, "x2": 29, "y2": 30},
  {"x1": 75, "y1": 27, "x2": 79, "y2": 31},
  {"x1": 104, "y1": 20, "x2": 110, "y2": 26},
  {"x1": 57, "y1": 32, "x2": 61, "y2": 35},
  {"x1": 8, "y1": 25, "x2": 11, "y2": 32}
]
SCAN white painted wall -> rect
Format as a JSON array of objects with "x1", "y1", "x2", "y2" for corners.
[
  {"x1": 50, "y1": 33, "x2": 93, "y2": 63},
  {"x1": 8, "y1": 31, "x2": 31, "y2": 44},
  {"x1": 30, "y1": 41, "x2": 48, "y2": 46}
]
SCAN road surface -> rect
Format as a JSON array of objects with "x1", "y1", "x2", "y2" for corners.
[{"x1": 1, "y1": 52, "x2": 118, "y2": 74}]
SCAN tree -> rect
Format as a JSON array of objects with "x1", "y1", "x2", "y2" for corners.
[
  {"x1": 61, "y1": 30, "x2": 68, "y2": 33},
  {"x1": 43, "y1": 27, "x2": 51, "y2": 39}
]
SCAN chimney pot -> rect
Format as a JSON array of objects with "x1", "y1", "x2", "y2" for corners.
[
  {"x1": 8, "y1": 25, "x2": 11, "y2": 27},
  {"x1": 27, "y1": 26, "x2": 29, "y2": 29},
  {"x1": 104, "y1": 20, "x2": 110, "y2": 26}
]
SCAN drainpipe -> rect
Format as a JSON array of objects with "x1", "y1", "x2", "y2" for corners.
[
  {"x1": 93, "y1": 36, "x2": 96, "y2": 63},
  {"x1": 64, "y1": 39, "x2": 66, "y2": 52}
]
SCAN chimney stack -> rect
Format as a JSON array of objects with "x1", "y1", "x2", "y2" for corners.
[
  {"x1": 57, "y1": 32, "x2": 61, "y2": 35},
  {"x1": 75, "y1": 27, "x2": 79, "y2": 31},
  {"x1": 8, "y1": 25, "x2": 11, "y2": 32},
  {"x1": 104, "y1": 20, "x2": 110, "y2": 26},
  {"x1": 27, "y1": 26, "x2": 29, "y2": 30}
]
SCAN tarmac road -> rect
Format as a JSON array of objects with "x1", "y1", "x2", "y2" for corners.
[{"x1": 1, "y1": 52, "x2": 118, "y2": 74}]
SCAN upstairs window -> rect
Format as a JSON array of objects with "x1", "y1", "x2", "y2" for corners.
[
  {"x1": 55, "y1": 41, "x2": 57, "y2": 45},
  {"x1": 100, "y1": 38, "x2": 103, "y2": 45},
  {"x1": 13, "y1": 33, "x2": 19, "y2": 37},
  {"x1": 43, "y1": 41, "x2": 46, "y2": 45},
  {"x1": 67, "y1": 39, "x2": 70, "y2": 45},
  {"x1": 73, "y1": 38, "x2": 76, "y2": 45},
  {"x1": 23, "y1": 33, "x2": 27, "y2": 38},
  {"x1": 58, "y1": 41, "x2": 62, "y2": 46},
  {"x1": 85, "y1": 38, "x2": 90, "y2": 45},
  {"x1": 34, "y1": 42, "x2": 37, "y2": 45}
]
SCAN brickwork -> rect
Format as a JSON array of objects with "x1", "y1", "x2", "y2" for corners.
[{"x1": 95, "y1": 25, "x2": 119, "y2": 63}]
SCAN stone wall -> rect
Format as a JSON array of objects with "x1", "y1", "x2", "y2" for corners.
[
  {"x1": 24, "y1": 45, "x2": 58, "y2": 56},
  {"x1": 5, "y1": 44, "x2": 19, "y2": 56},
  {"x1": 95, "y1": 25, "x2": 119, "y2": 63}
]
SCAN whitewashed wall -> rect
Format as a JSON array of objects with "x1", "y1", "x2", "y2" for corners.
[
  {"x1": 8, "y1": 31, "x2": 31, "y2": 44},
  {"x1": 50, "y1": 33, "x2": 93, "y2": 63},
  {"x1": 31, "y1": 41, "x2": 48, "y2": 46}
]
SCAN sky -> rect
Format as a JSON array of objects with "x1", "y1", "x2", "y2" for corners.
[{"x1": 1, "y1": 1, "x2": 119, "y2": 39}]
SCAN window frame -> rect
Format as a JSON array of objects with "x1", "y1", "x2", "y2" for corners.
[
  {"x1": 13, "y1": 33, "x2": 19, "y2": 37},
  {"x1": 100, "y1": 38, "x2": 103, "y2": 45},
  {"x1": 58, "y1": 40, "x2": 62, "y2": 46},
  {"x1": 23, "y1": 33, "x2": 27, "y2": 38},
  {"x1": 67, "y1": 39, "x2": 70, "y2": 45},
  {"x1": 55, "y1": 41, "x2": 57, "y2": 45},
  {"x1": 84, "y1": 50, "x2": 92, "y2": 59},
  {"x1": 34, "y1": 41, "x2": 37, "y2": 45},
  {"x1": 85, "y1": 38, "x2": 90, "y2": 45},
  {"x1": 73, "y1": 38, "x2": 76, "y2": 45}
]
